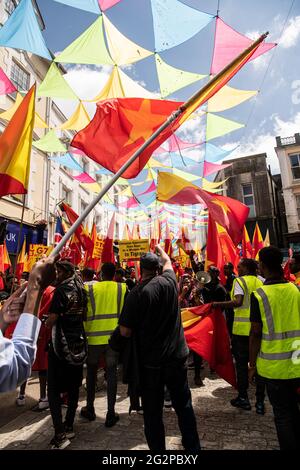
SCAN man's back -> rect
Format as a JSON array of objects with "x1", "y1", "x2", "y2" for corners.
[{"x1": 120, "y1": 269, "x2": 188, "y2": 367}]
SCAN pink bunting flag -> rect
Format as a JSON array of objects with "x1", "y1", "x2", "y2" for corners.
[
  {"x1": 203, "y1": 160, "x2": 231, "y2": 177},
  {"x1": 211, "y1": 18, "x2": 276, "y2": 75},
  {"x1": 69, "y1": 146, "x2": 87, "y2": 156},
  {"x1": 72, "y1": 172, "x2": 96, "y2": 183},
  {"x1": 118, "y1": 197, "x2": 140, "y2": 209},
  {"x1": 152, "y1": 145, "x2": 168, "y2": 156},
  {"x1": 167, "y1": 134, "x2": 200, "y2": 152},
  {"x1": 136, "y1": 180, "x2": 157, "y2": 197},
  {"x1": 0, "y1": 67, "x2": 17, "y2": 95},
  {"x1": 98, "y1": 0, "x2": 121, "y2": 11}
]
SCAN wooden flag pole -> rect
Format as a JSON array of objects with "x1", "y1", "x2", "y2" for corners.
[{"x1": 51, "y1": 32, "x2": 268, "y2": 257}]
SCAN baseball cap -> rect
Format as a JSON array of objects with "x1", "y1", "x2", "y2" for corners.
[{"x1": 140, "y1": 252, "x2": 160, "y2": 270}]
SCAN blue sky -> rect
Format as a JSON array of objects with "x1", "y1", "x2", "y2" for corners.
[{"x1": 37, "y1": 0, "x2": 300, "y2": 173}]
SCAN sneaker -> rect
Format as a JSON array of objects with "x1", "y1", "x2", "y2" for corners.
[
  {"x1": 164, "y1": 399, "x2": 172, "y2": 409},
  {"x1": 50, "y1": 433, "x2": 71, "y2": 450},
  {"x1": 38, "y1": 398, "x2": 49, "y2": 410},
  {"x1": 63, "y1": 423, "x2": 76, "y2": 439},
  {"x1": 255, "y1": 402, "x2": 265, "y2": 415},
  {"x1": 80, "y1": 406, "x2": 96, "y2": 421},
  {"x1": 194, "y1": 376, "x2": 204, "y2": 387},
  {"x1": 230, "y1": 396, "x2": 251, "y2": 411},
  {"x1": 105, "y1": 412, "x2": 119, "y2": 428},
  {"x1": 16, "y1": 395, "x2": 26, "y2": 406}
]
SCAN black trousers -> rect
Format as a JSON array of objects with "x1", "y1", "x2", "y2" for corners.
[
  {"x1": 47, "y1": 348, "x2": 83, "y2": 435},
  {"x1": 140, "y1": 358, "x2": 201, "y2": 453},
  {"x1": 265, "y1": 377, "x2": 300, "y2": 450},
  {"x1": 232, "y1": 335, "x2": 249, "y2": 398}
]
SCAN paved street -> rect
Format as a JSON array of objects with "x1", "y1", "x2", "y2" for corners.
[{"x1": 0, "y1": 367, "x2": 279, "y2": 451}]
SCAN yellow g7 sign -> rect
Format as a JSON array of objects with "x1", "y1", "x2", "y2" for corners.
[
  {"x1": 28, "y1": 244, "x2": 53, "y2": 270},
  {"x1": 119, "y1": 239, "x2": 149, "y2": 263}
]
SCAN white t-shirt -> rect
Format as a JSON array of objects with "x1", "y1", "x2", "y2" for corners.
[{"x1": 234, "y1": 280, "x2": 245, "y2": 296}]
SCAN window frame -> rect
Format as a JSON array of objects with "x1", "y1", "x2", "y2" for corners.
[
  {"x1": 289, "y1": 153, "x2": 300, "y2": 180},
  {"x1": 10, "y1": 60, "x2": 30, "y2": 92},
  {"x1": 241, "y1": 183, "x2": 256, "y2": 218}
]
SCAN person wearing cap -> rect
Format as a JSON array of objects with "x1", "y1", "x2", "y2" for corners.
[
  {"x1": 200, "y1": 266, "x2": 227, "y2": 304},
  {"x1": 46, "y1": 260, "x2": 87, "y2": 449},
  {"x1": 119, "y1": 245, "x2": 200, "y2": 453},
  {"x1": 80, "y1": 262, "x2": 127, "y2": 428}
]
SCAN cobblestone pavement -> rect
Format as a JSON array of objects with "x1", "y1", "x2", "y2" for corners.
[{"x1": 0, "y1": 368, "x2": 279, "y2": 451}]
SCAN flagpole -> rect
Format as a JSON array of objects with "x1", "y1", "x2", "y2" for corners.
[{"x1": 51, "y1": 32, "x2": 268, "y2": 257}]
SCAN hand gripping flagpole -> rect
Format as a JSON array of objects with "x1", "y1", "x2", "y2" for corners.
[{"x1": 51, "y1": 32, "x2": 268, "y2": 257}]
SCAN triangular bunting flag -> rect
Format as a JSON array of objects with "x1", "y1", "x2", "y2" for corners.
[
  {"x1": 86, "y1": 66, "x2": 155, "y2": 102},
  {"x1": 0, "y1": 67, "x2": 17, "y2": 95},
  {"x1": 155, "y1": 54, "x2": 206, "y2": 97},
  {"x1": 167, "y1": 134, "x2": 200, "y2": 152},
  {"x1": 201, "y1": 177, "x2": 227, "y2": 191},
  {"x1": 207, "y1": 84, "x2": 257, "y2": 113},
  {"x1": 59, "y1": 102, "x2": 90, "y2": 131},
  {"x1": 53, "y1": 0, "x2": 101, "y2": 14},
  {"x1": 205, "y1": 142, "x2": 235, "y2": 162},
  {"x1": 72, "y1": 172, "x2": 96, "y2": 183},
  {"x1": 0, "y1": 93, "x2": 49, "y2": 129},
  {"x1": 206, "y1": 113, "x2": 244, "y2": 141},
  {"x1": 33, "y1": 129, "x2": 67, "y2": 153},
  {"x1": 54, "y1": 16, "x2": 113, "y2": 65},
  {"x1": 203, "y1": 160, "x2": 231, "y2": 177},
  {"x1": 38, "y1": 63, "x2": 78, "y2": 100},
  {"x1": 0, "y1": 0, "x2": 51, "y2": 60},
  {"x1": 151, "y1": 0, "x2": 213, "y2": 52},
  {"x1": 211, "y1": 17, "x2": 276, "y2": 75},
  {"x1": 103, "y1": 14, "x2": 153, "y2": 65},
  {"x1": 80, "y1": 182, "x2": 102, "y2": 193},
  {"x1": 50, "y1": 153, "x2": 84, "y2": 172},
  {"x1": 99, "y1": 0, "x2": 121, "y2": 11}
]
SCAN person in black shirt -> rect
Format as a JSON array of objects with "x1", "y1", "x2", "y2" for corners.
[
  {"x1": 223, "y1": 262, "x2": 236, "y2": 337},
  {"x1": 46, "y1": 261, "x2": 87, "y2": 449},
  {"x1": 201, "y1": 266, "x2": 227, "y2": 304},
  {"x1": 119, "y1": 245, "x2": 200, "y2": 453}
]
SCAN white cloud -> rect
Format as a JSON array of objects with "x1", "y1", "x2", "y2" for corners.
[
  {"x1": 279, "y1": 16, "x2": 300, "y2": 48},
  {"x1": 222, "y1": 112, "x2": 300, "y2": 174}
]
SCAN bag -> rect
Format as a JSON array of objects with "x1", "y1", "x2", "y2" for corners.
[{"x1": 52, "y1": 321, "x2": 87, "y2": 366}]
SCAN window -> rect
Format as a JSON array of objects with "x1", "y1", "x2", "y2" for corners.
[
  {"x1": 82, "y1": 159, "x2": 89, "y2": 175},
  {"x1": 11, "y1": 61, "x2": 30, "y2": 92},
  {"x1": 296, "y1": 195, "x2": 300, "y2": 220},
  {"x1": 61, "y1": 184, "x2": 72, "y2": 205},
  {"x1": 289, "y1": 154, "x2": 300, "y2": 180},
  {"x1": 5, "y1": 0, "x2": 17, "y2": 15},
  {"x1": 242, "y1": 183, "x2": 256, "y2": 217},
  {"x1": 80, "y1": 199, "x2": 88, "y2": 214}
]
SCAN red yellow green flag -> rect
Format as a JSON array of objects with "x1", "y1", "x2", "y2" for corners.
[
  {"x1": 0, "y1": 84, "x2": 35, "y2": 197},
  {"x1": 252, "y1": 223, "x2": 265, "y2": 259}
]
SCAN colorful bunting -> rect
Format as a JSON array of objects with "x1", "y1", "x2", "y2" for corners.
[
  {"x1": 0, "y1": 0, "x2": 51, "y2": 60},
  {"x1": 72, "y1": 172, "x2": 96, "y2": 183},
  {"x1": 151, "y1": 0, "x2": 213, "y2": 52},
  {"x1": 50, "y1": 153, "x2": 84, "y2": 172},
  {"x1": 211, "y1": 17, "x2": 276, "y2": 75},
  {"x1": 103, "y1": 14, "x2": 153, "y2": 65},
  {"x1": 86, "y1": 66, "x2": 156, "y2": 102},
  {"x1": 207, "y1": 84, "x2": 258, "y2": 113},
  {"x1": 80, "y1": 182, "x2": 102, "y2": 193},
  {"x1": 0, "y1": 67, "x2": 17, "y2": 95},
  {"x1": 205, "y1": 142, "x2": 235, "y2": 162},
  {"x1": 206, "y1": 113, "x2": 244, "y2": 141},
  {"x1": 99, "y1": 0, "x2": 122, "y2": 11},
  {"x1": 59, "y1": 102, "x2": 90, "y2": 131},
  {"x1": 155, "y1": 54, "x2": 206, "y2": 97},
  {"x1": 38, "y1": 63, "x2": 78, "y2": 100},
  {"x1": 33, "y1": 130, "x2": 67, "y2": 153},
  {"x1": 0, "y1": 93, "x2": 48, "y2": 129},
  {"x1": 202, "y1": 177, "x2": 227, "y2": 191},
  {"x1": 167, "y1": 134, "x2": 200, "y2": 152},
  {"x1": 55, "y1": 16, "x2": 113, "y2": 65}
]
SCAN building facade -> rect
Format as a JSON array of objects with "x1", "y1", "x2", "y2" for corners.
[
  {"x1": 0, "y1": 0, "x2": 125, "y2": 262},
  {"x1": 275, "y1": 133, "x2": 300, "y2": 248},
  {"x1": 215, "y1": 153, "x2": 287, "y2": 247}
]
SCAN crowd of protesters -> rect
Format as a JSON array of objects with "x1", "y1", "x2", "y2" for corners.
[{"x1": 0, "y1": 247, "x2": 299, "y2": 451}]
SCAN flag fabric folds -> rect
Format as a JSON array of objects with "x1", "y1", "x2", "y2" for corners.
[
  {"x1": 252, "y1": 223, "x2": 264, "y2": 259},
  {"x1": 242, "y1": 225, "x2": 252, "y2": 259},
  {"x1": 0, "y1": 85, "x2": 35, "y2": 197},
  {"x1": 182, "y1": 304, "x2": 236, "y2": 387},
  {"x1": 16, "y1": 238, "x2": 27, "y2": 280},
  {"x1": 72, "y1": 35, "x2": 264, "y2": 179},
  {"x1": 101, "y1": 213, "x2": 115, "y2": 263},
  {"x1": 157, "y1": 172, "x2": 249, "y2": 244},
  {"x1": 54, "y1": 217, "x2": 66, "y2": 244},
  {"x1": 0, "y1": 67, "x2": 17, "y2": 95},
  {"x1": 60, "y1": 202, "x2": 93, "y2": 252}
]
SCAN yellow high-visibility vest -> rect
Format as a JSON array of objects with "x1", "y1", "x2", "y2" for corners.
[
  {"x1": 231, "y1": 275, "x2": 263, "y2": 336},
  {"x1": 84, "y1": 281, "x2": 127, "y2": 346},
  {"x1": 253, "y1": 283, "x2": 300, "y2": 379}
]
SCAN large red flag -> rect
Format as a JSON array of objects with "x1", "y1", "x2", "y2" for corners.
[
  {"x1": 242, "y1": 225, "x2": 252, "y2": 259},
  {"x1": 182, "y1": 304, "x2": 236, "y2": 387},
  {"x1": 252, "y1": 223, "x2": 264, "y2": 259},
  {"x1": 101, "y1": 213, "x2": 115, "y2": 264},
  {"x1": 60, "y1": 202, "x2": 93, "y2": 252},
  {"x1": 71, "y1": 36, "x2": 264, "y2": 179}
]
